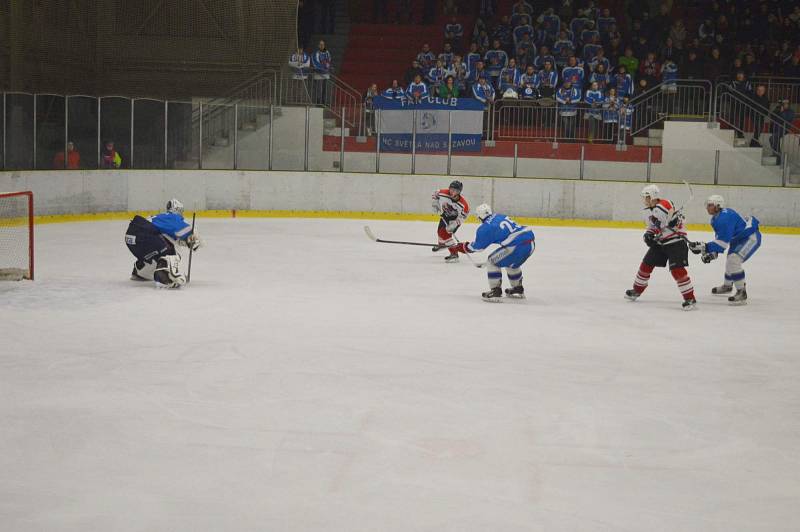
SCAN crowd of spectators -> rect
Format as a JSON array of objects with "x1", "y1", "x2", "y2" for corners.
[{"x1": 293, "y1": 0, "x2": 800, "y2": 145}]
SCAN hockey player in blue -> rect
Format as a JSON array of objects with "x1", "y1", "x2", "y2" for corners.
[
  {"x1": 453, "y1": 204, "x2": 535, "y2": 301},
  {"x1": 689, "y1": 195, "x2": 761, "y2": 305},
  {"x1": 124, "y1": 199, "x2": 202, "y2": 288}
]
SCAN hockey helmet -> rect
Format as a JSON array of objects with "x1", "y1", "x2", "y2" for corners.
[
  {"x1": 705, "y1": 194, "x2": 725, "y2": 209},
  {"x1": 449, "y1": 180, "x2": 463, "y2": 193},
  {"x1": 475, "y1": 203, "x2": 493, "y2": 221},
  {"x1": 166, "y1": 198, "x2": 184, "y2": 214},
  {"x1": 641, "y1": 184, "x2": 660, "y2": 199}
]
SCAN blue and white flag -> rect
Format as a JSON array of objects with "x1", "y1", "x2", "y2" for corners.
[{"x1": 373, "y1": 96, "x2": 484, "y2": 152}]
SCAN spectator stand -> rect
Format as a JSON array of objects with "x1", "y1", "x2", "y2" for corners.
[{"x1": 715, "y1": 82, "x2": 800, "y2": 185}]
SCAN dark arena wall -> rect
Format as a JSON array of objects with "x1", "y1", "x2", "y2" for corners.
[{"x1": 0, "y1": 0, "x2": 297, "y2": 99}]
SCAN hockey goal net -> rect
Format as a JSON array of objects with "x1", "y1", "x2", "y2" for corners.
[{"x1": 0, "y1": 191, "x2": 34, "y2": 280}]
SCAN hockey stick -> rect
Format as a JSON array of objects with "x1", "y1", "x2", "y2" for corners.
[
  {"x1": 186, "y1": 212, "x2": 197, "y2": 284},
  {"x1": 363, "y1": 225, "x2": 443, "y2": 248},
  {"x1": 452, "y1": 235, "x2": 486, "y2": 268}
]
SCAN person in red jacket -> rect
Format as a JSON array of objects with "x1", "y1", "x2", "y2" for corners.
[{"x1": 53, "y1": 141, "x2": 80, "y2": 169}]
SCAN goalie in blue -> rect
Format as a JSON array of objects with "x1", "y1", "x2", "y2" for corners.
[
  {"x1": 453, "y1": 204, "x2": 536, "y2": 301},
  {"x1": 124, "y1": 198, "x2": 202, "y2": 288},
  {"x1": 688, "y1": 195, "x2": 761, "y2": 305}
]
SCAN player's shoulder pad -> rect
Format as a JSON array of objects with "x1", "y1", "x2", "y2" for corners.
[{"x1": 657, "y1": 199, "x2": 673, "y2": 211}]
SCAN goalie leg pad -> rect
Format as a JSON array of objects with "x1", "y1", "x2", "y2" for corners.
[
  {"x1": 154, "y1": 255, "x2": 186, "y2": 288},
  {"x1": 132, "y1": 259, "x2": 157, "y2": 281}
]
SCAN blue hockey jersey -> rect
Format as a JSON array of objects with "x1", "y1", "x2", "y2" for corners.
[
  {"x1": 706, "y1": 208, "x2": 761, "y2": 254},
  {"x1": 561, "y1": 65, "x2": 585, "y2": 88},
  {"x1": 467, "y1": 214, "x2": 535, "y2": 252},
  {"x1": 150, "y1": 212, "x2": 193, "y2": 241},
  {"x1": 556, "y1": 86, "x2": 582, "y2": 114}
]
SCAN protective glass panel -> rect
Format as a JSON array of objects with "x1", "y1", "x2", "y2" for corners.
[
  {"x1": 5, "y1": 93, "x2": 34, "y2": 170},
  {"x1": 166, "y1": 102, "x2": 199, "y2": 169},
  {"x1": 133, "y1": 99, "x2": 166, "y2": 169},
  {"x1": 236, "y1": 104, "x2": 270, "y2": 170},
  {"x1": 201, "y1": 103, "x2": 235, "y2": 170},
  {"x1": 270, "y1": 106, "x2": 305, "y2": 171},
  {"x1": 99, "y1": 97, "x2": 131, "y2": 169},
  {"x1": 67, "y1": 96, "x2": 98, "y2": 169},
  {"x1": 36, "y1": 95, "x2": 67, "y2": 170}
]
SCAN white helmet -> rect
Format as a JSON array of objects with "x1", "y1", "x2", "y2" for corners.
[
  {"x1": 705, "y1": 194, "x2": 725, "y2": 209},
  {"x1": 641, "y1": 184, "x2": 660, "y2": 199},
  {"x1": 475, "y1": 203, "x2": 493, "y2": 221},
  {"x1": 166, "y1": 198, "x2": 184, "y2": 214}
]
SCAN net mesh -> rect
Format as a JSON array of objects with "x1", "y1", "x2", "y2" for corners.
[
  {"x1": 4, "y1": 0, "x2": 297, "y2": 99},
  {"x1": 0, "y1": 192, "x2": 32, "y2": 281}
]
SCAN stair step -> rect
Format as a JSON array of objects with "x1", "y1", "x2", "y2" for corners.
[
  {"x1": 324, "y1": 118, "x2": 337, "y2": 128},
  {"x1": 733, "y1": 138, "x2": 749, "y2": 147},
  {"x1": 762, "y1": 156, "x2": 778, "y2": 166},
  {"x1": 633, "y1": 136, "x2": 662, "y2": 146},
  {"x1": 647, "y1": 128, "x2": 663, "y2": 138},
  {"x1": 325, "y1": 127, "x2": 351, "y2": 136}
]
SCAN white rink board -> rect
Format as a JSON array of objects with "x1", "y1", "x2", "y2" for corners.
[{"x1": 2, "y1": 218, "x2": 799, "y2": 531}]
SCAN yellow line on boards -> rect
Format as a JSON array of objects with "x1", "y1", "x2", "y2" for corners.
[{"x1": 31, "y1": 209, "x2": 800, "y2": 235}]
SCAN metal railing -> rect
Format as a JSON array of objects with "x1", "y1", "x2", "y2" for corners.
[
  {"x1": 717, "y1": 75, "x2": 800, "y2": 107},
  {"x1": 492, "y1": 99, "x2": 620, "y2": 144},
  {"x1": 716, "y1": 83, "x2": 800, "y2": 184},
  {"x1": 628, "y1": 79, "x2": 712, "y2": 138}
]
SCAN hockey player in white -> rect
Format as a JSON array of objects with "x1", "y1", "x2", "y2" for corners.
[
  {"x1": 688, "y1": 195, "x2": 762, "y2": 305},
  {"x1": 452, "y1": 204, "x2": 535, "y2": 301},
  {"x1": 625, "y1": 185, "x2": 697, "y2": 310},
  {"x1": 124, "y1": 199, "x2": 202, "y2": 288},
  {"x1": 432, "y1": 180, "x2": 470, "y2": 262}
]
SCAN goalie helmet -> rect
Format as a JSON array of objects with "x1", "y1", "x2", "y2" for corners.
[
  {"x1": 475, "y1": 203, "x2": 493, "y2": 221},
  {"x1": 166, "y1": 198, "x2": 184, "y2": 214},
  {"x1": 641, "y1": 184, "x2": 660, "y2": 199},
  {"x1": 705, "y1": 194, "x2": 725, "y2": 209}
]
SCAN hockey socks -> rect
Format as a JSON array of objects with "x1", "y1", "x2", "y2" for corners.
[
  {"x1": 671, "y1": 267, "x2": 695, "y2": 301},
  {"x1": 632, "y1": 262, "x2": 654, "y2": 294}
]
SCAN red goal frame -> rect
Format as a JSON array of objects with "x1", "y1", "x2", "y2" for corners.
[{"x1": 0, "y1": 190, "x2": 34, "y2": 280}]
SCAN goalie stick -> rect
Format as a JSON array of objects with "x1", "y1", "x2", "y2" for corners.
[
  {"x1": 363, "y1": 226, "x2": 446, "y2": 249},
  {"x1": 186, "y1": 212, "x2": 197, "y2": 284}
]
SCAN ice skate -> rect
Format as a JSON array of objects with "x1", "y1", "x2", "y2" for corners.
[
  {"x1": 711, "y1": 284, "x2": 733, "y2": 295},
  {"x1": 624, "y1": 289, "x2": 640, "y2": 301},
  {"x1": 728, "y1": 287, "x2": 747, "y2": 305},
  {"x1": 481, "y1": 286, "x2": 502, "y2": 302},
  {"x1": 444, "y1": 254, "x2": 459, "y2": 263},
  {"x1": 681, "y1": 298, "x2": 697, "y2": 311},
  {"x1": 504, "y1": 285, "x2": 525, "y2": 298}
]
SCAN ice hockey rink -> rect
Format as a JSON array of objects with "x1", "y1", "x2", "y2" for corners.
[{"x1": 2, "y1": 217, "x2": 800, "y2": 531}]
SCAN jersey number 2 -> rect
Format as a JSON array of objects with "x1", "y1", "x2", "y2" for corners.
[{"x1": 500, "y1": 219, "x2": 519, "y2": 232}]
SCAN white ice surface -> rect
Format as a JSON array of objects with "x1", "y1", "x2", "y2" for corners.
[{"x1": 2, "y1": 218, "x2": 800, "y2": 532}]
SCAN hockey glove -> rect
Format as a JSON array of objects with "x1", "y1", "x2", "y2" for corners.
[
  {"x1": 445, "y1": 220, "x2": 459, "y2": 233},
  {"x1": 688, "y1": 241, "x2": 705, "y2": 254},
  {"x1": 701, "y1": 251, "x2": 717, "y2": 263},
  {"x1": 643, "y1": 232, "x2": 658, "y2": 248},
  {"x1": 186, "y1": 233, "x2": 202, "y2": 251},
  {"x1": 667, "y1": 213, "x2": 684, "y2": 229}
]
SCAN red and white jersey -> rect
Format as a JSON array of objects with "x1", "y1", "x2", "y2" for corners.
[
  {"x1": 432, "y1": 188, "x2": 470, "y2": 224},
  {"x1": 644, "y1": 198, "x2": 686, "y2": 244}
]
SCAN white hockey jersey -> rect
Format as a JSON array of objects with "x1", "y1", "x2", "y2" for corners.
[
  {"x1": 432, "y1": 188, "x2": 470, "y2": 225},
  {"x1": 644, "y1": 198, "x2": 686, "y2": 245}
]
